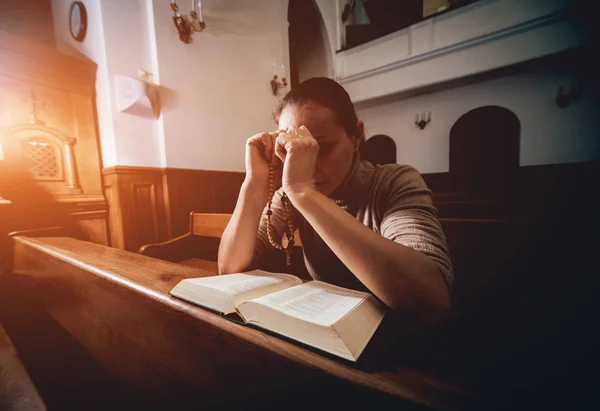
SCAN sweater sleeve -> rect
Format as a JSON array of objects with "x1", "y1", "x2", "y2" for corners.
[{"x1": 378, "y1": 165, "x2": 454, "y2": 289}]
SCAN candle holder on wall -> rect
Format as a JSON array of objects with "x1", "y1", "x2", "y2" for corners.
[
  {"x1": 171, "y1": 0, "x2": 206, "y2": 44},
  {"x1": 415, "y1": 111, "x2": 431, "y2": 130},
  {"x1": 555, "y1": 84, "x2": 581, "y2": 109},
  {"x1": 271, "y1": 75, "x2": 288, "y2": 96},
  {"x1": 270, "y1": 63, "x2": 288, "y2": 96}
]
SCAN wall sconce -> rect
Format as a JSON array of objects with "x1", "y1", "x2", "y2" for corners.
[
  {"x1": 171, "y1": 0, "x2": 206, "y2": 44},
  {"x1": 555, "y1": 84, "x2": 580, "y2": 109},
  {"x1": 271, "y1": 63, "x2": 288, "y2": 96},
  {"x1": 415, "y1": 111, "x2": 431, "y2": 130}
]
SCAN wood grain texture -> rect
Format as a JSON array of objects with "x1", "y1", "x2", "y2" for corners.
[
  {"x1": 0, "y1": 33, "x2": 107, "y2": 246},
  {"x1": 0, "y1": 30, "x2": 95, "y2": 95},
  {"x1": 191, "y1": 213, "x2": 232, "y2": 237},
  {"x1": 11, "y1": 236, "x2": 470, "y2": 411},
  {"x1": 140, "y1": 212, "x2": 303, "y2": 273},
  {"x1": 0, "y1": 323, "x2": 47, "y2": 411},
  {"x1": 165, "y1": 167, "x2": 245, "y2": 236},
  {"x1": 102, "y1": 166, "x2": 169, "y2": 251},
  {"x1": 0, "y1": 0, "x2": 55, "y2": 49},
  {"x1": 102, "y1": 166, "x2": 245, "y2": 251}
]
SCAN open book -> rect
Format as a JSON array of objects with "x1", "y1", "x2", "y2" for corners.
[{"x1": 169, "y1": 270, "x2": 386, "y2": 362}]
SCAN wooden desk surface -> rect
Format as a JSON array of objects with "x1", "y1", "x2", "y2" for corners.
[{"x1": 10, "y1": 236, "x2": 470, "y2": 410}]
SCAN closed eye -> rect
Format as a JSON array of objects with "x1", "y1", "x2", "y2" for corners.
[{"x1": 318, "y1": 142, "x2": 334, "y2": 157}]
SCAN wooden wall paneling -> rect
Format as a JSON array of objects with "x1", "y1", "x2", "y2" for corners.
[
  {"x1": 211, "y1": 170, "x2": 246, "y2": 213},
  {"x1": 130, "y1": 182, "x2": 160, "y2": 250},
  {"x1": 0, "y1": 31, "x2": 96, "y2": 96},
  {"x1": 69, "y1": 92, "x2": 104, "y2": 194},
  {"x1": 0, "y1": 0, "x2": 55, "y2": 49},
  {"x1": 72, "y1": 212, "x2": 109, "y2": 246},
  {"x1": 103, "y1": 182, "x2": 125, "y2": 250},
  {"x1": 102, "y1": 167, "x2": 170, "y2": 252},
  {"x1": 55, "y1": 195, "x2": 109, "y2": 246},
  {"x1": 160, "y1": 172, "x2": 173, "y2": 240},
  {"x1": 164, "y1": 168, "x2": 245, "y2": 237},
  {"x1": 0, "y1": 76, "x2": 38, "y2": 127},
  {"x1": 102, "y1": 167, "x2": 245, "y2": 250},
  {"x1": 164, "y1": 168, "x2": 216, "y2": 237}
]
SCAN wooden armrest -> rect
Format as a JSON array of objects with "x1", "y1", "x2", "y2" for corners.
[
  {"x1": 139, "y1": 234, "x2": 221, "y2": 264},
  {"x1": 8, "y1": 227, "x2": 68, "y2": 239}
]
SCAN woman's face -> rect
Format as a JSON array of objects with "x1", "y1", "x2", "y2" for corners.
[{"x1": 278, "y1": 103, "x2": 358, "y2": 197}]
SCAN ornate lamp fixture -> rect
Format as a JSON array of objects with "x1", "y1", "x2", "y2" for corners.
[
  {"x1": 415, "y1": 111, "x2": 432, "y2": 130},
  {"x1": 171, "y1": 0, "x2": 206, "y2": 44},
  {"x1": 271, "y1": 63, "x2": 288, "y2": 96}
]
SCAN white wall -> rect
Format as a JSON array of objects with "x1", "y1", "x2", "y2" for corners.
[
  {"x1": 52, "y1": 0, "x2": 163, "y2": 168},
  {"x1": 52, "y1": 0, "x2": 291, "y2": 171},
  {"x1": 101, "y1": 0, "x2": 163, "y2": 167},
  {"x1": 357, "y1": 70, "x2": 600, "y2": 174},
  {"x1": 150, "y1": 0, "x2": 290, "y2": 171},
  {"x1": 51, "y1": 0, "x2": 117, "y2": 167}
]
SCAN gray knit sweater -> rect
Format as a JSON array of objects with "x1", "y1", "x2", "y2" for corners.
[{"x1": 254, "y1": 160, "x2": 453, "y2": 292}]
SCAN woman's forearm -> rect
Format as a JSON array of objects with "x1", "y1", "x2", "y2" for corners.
[
  {"x1": 288, "y1": 187, "x2": 450, "y2": 317},
  {"x1": 218, "y1": 180, "x2": 268, "y2": 274}
]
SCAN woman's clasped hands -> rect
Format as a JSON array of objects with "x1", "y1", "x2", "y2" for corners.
[{"x1": 245, "y1": 126, "x2": 319, "y2": 198}]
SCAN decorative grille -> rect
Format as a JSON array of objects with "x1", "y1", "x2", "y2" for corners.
[{"x1": 23, "y1": 139, "x2": 62, "y2": 180}]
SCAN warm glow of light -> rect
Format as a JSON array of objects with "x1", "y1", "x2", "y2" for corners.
[
  {"x1": 27, "y1": 140, "x2": 48, "y2": 147},
  {"x1": 0, "y1": 141, "x2": 4, "y2": 161}
]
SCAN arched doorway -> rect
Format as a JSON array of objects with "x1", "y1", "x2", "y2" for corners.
[
  {"x1": 288, "y1": 0, "x2": 332, "y2": 88},
  {"x1": 449, "y1": 106, "x2": 520, "y2": 197}
]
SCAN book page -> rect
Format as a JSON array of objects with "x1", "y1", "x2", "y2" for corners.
[
  {"x1": 189, "y1": 270, "x2": 301, "y2": 306},
  {"x1": 250, "y1": 282, "x2": 367, "y2": 326}
]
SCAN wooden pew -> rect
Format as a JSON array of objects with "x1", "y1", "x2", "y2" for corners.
[
  {"x1": 9, "y1": 236, "x2": 470, "y2": 411},
  {"x1": 140, "y1": 212, "x2": 302, "y2": 273},
  {"x1": 438, "y1": 218, "x2": 535, "y2": 306},
  {"x1": 139, "y1": 212, "x2": 232, "y2": 272},
  {"x1": 0, "y1": 323, "x2": 47, "y2": 411}
]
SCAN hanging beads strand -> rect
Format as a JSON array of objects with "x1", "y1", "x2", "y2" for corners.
[{"x1": 265, "y1": 162, "x2": 295, "y2": 266}]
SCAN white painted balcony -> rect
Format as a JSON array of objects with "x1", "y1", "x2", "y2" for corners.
[{"x1": 334, "y1": 0, "x2": 585, "y2": 102}]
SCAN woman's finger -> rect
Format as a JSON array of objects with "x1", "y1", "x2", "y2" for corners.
[
  {"x1": 260, "y1": 132, "x2": 274, "y2": 162},
  {"x1": 275, "y1": 134, "x2": 288, "y2": 164},
  {"x1": 267, "y1": 130, "x2": 285, "y2": 163},
  {"x1": 297, "y1": 125, "x2": 313, "y2": 139},
  {"x1": 247, "y1": 131, "x2": 282, "y2": 162}
]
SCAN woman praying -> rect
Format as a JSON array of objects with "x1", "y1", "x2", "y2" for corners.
[{"x1": 218, "y1": 77, "x2": 452, "y2": 319}]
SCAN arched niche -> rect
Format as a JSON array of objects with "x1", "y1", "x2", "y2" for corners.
[
  {"x1": 288, "y1": 0, "x2": 334, "y2": 87},
  {"x1": 0, "y1": 124, "x2": 81, "y2": 194},
  {"x1": 449, "y1": 106, "x2": 520, "y2": 197}
]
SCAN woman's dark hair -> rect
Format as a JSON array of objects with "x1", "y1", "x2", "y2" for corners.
[{"x1": 273, "y1": 77, "x2": 361, "y2": 140}]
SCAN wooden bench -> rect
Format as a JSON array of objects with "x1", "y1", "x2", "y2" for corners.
[
  {"x1": 0, "y1": 323, "x2": 47, "y2": 411},
  {"x1": 439, "y1": 217, "x2": 536, "y2": 306},
  {"x1": 139, "y1": 212, "x2": 302, "y2": 273},
  {"x1": 10, "y1": 236, "x2": 470, "y2": 410},
  {"x1": 139, "y1": 212, "x2": 231, "y2": 272}
]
